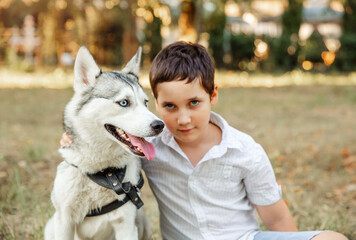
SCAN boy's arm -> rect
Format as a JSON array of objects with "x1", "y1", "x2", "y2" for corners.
[{"x1": 255, "y1": 198, "x2": 298, "y2": 231}]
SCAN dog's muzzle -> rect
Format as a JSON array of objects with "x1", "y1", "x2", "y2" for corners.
[{"x1": 150, "y1": 120, "x2": 164, "y2": 134}]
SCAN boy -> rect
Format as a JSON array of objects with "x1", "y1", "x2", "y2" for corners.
[{"x1": 61, "y1": 41, "x2": 347, "y2": 240}]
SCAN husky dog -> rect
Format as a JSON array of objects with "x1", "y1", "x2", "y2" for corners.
[{"x1": 45, "y1": 47, "x2": 164, "y2": 240}]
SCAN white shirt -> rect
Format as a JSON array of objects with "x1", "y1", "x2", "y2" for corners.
[{"x1": 142, "y1": 112, "x2": 281, "y2": 240}]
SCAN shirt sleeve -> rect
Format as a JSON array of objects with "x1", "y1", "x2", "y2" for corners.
[{"x1": 244, "y1": 144, "x2": 281, "y2": 206}]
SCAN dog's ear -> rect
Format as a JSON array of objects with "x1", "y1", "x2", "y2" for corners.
[
  {"x1": 121, "y1": 47, "x2": 142, "y2": 77},
  {"x1": 73, "y1": 46, "x2": 101, "y2": 92}
]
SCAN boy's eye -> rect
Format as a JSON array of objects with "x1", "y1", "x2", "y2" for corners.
[
  {"x1": 190, "y1": 100, "x2": 199, "y2": 106},
  {"x1": 165, "y1": 103, "x2": 175, "y2": 109},
  {"x1": 117, "y1": 99, "x2": 129, "y2": 107}
]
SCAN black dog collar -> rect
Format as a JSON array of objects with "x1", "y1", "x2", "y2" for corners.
[
  {"x1": 64, "y1": 161, "x2": 144, "y2": 217},
  {"x1": 86, "y1": 166, "x2": 144, "y2": 217}
]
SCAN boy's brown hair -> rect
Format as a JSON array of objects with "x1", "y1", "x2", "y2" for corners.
[{"x1": 149, "y1": 41, "x2": 215, "y2": 99}]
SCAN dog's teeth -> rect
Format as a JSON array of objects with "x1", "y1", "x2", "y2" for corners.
[
  {"x1": 137, "y1": 147, "x2": 141, "y2": 152},
  {"x1": 116, "y1": 128, "x2": 124, "y2": 134}
]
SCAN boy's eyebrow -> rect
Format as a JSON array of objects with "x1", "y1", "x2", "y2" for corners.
[
  {"x1": 160, "y1": 97, "x2": 201, "y2": 105},
  {"x1": 160, "y1": 101, "x2": 173, "y2": 105},
  {"x1": 188, "y1": 96, "x2": 201, "y2": 100}
]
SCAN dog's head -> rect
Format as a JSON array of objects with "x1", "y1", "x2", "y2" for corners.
[{"x1": 64, "y1": 47, "x2": 164, "y2": 160}]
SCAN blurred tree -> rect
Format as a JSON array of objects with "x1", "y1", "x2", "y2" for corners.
[
  {"x1": 282, "y1": 0, "x2": 302, "y2": 35},
  {"x1": 178, "y1": 0, "x2": 204, "y2": 43},
  {"x1": 94, "y1": 8, "x2": 125, "y2": 66},
  {"x1": 335, "y1": 0, "x2": 356, "y2": 71},
  {"x1": 122, "y1": 0, "x2": 139, "y2": 64},
  {"x1": 194, "y1": 0, "x2": 203, "y2": 42},
  {"x1": 0, "y1": 0, "x2": 47, "y2": 27},
  {"x1": 299, "y1": 30, "x2": 327, "y2": 66},
  {"x1": 144, "y1": 7, "x2": 162, "y2": 62},
  {"x1": 230, "y1": 33, "x2": 255, "y2": 70},
  {"x1": 342, "y1": 0, "x2": 356, "y2": 34},
  {"x1": 38, "y1": 0, "x2": 59, "y2": 65},
  {"x1": 271, "y1": 0, "x2": 303, "y2": 71},
  {"x1": 204, "y1": 2, "x2": 226, "y2": 68},
  {"x1": 0, "y1": 22, "x2": 5, "y2": 61},
  {"x1": 269, "y1": 33, "x2": 300, "y2": 71}
]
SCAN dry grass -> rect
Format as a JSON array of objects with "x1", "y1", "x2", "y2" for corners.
[{"x1": 0, "y1": 72, "x2": 356, "y2": 239}]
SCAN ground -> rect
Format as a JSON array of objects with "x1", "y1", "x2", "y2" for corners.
[{"x1": 0, "y1": 69, "x2": 355, "y2": 239}]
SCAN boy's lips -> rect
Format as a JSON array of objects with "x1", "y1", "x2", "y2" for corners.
[{"x1": 178, "y1": 128, "x2": 194, "y2": 133}]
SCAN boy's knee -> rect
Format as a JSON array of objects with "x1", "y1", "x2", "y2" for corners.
[{"x1": 312, "y1": 231, "x2": 348, "y2": 240}]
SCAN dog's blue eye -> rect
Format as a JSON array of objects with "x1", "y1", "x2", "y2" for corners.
[{"x1": 117, "y1": 99, "x2": 129, "y2": 107}]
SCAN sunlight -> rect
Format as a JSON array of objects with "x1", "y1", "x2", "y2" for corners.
[
  {"x1": 254, "y1": 39, "x2": 269, "y2": 60},
  {"x1": 321, "y1": 51, "x2": 335, "y2": 66},
  {"x1": 251, "y1": 0, "x2": 286, "y2": 17},
  {"x1": 225, "y1": 1, "x2": 240, "y2": 18},
  {"x1": 242, "y1": 12, "x2": 258, "y2": 25},
  {"x1": 330, "y1": 0, "x2": 344, "y2": 12},
  {"x1": 299, "y1": 23, "x2": 314, "y2": 41},
  {"x1": 324, "y1": 38, "x2": 341, "y2": 52},
  {"x1": 302, "y1": 61, "x2": 313, "y2": 71}
]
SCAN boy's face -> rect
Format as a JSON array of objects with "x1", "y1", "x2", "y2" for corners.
[{"x1": 154, "y1": 79, "x2": 218, "y2": 146}]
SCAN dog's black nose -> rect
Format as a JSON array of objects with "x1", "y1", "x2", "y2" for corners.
[{"x1": 151, "y1": 120, "x2": 164, "y2": 134}]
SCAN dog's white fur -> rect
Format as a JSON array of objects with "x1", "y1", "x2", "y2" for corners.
[{"x1": 45, "y1": 47, "x2": 161, "y2": 240}]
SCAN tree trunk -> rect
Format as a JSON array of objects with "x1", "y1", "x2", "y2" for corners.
[
  {"x1": 38, "y1": 9, "x2": 58, "y2": 65},
  {"x1": 194, "y1": 0, "x2": 203, "y2": 42},
  {"x1": 122, "y1": 0, "x2": 139, "y2": 64}
]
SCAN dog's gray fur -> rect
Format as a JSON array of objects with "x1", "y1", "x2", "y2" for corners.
[{"x1": 45, "y1": 46, "x2": 163, "y2": 240}]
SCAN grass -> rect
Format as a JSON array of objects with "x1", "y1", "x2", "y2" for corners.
[{"x1": 0, "y1": 75, "x2": 356, "y2": 239}]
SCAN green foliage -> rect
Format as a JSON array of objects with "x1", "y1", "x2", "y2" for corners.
[
  {"x1": 268, "y1": 34, "x2": 300, "y2": 71},
  {"x1": 230, "y1": 33, "x2": 255, "y2": 70},
  {"x1": 299, "y1": 31, "x2": 327, "y2": 63},
  {"x1": 342, "y1": 0, "x2": 356, "y2": 34},
  {"x1": 94, "y1": 9, "x2": 124, "y2": 66},
  {"x1": 205, "y1": 9, "x2": 226, "y2": 68},
  {"x1": 333, "y1": 1, "x2": 356, "y2": 71},
  {"x1": 334, "y1": 33, "x2": 356, "y2": 71},
  {"x1": 144, "y1": 10, "x2": 162, "y2": 62},
  {"x1": 281, "y1": 0, "x2": 303, "y2": 35}
]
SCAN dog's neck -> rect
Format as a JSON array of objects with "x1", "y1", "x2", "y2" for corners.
[{"x1": 59, "y1": 142, "x2": 138, "y2": 174}]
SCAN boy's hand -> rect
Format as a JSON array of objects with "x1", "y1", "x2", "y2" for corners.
[{"x1": 60, "y1": 132, "x2": 73, "y2": 147}]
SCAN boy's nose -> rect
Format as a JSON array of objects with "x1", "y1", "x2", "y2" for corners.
[{"x1": 177, "y1": 112, "x2": 191, "y2": 125}]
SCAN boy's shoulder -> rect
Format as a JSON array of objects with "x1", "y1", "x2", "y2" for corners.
[
  {"x1": 224, "y1": 123, "x2": 261, "y2": 151},
  {"x1": 210, "y1": 112, "x2": 258, "y2": 149}
]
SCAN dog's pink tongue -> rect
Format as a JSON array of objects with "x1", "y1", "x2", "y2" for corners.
[{"x1": 127, "y1": 133, "x2": 155, "y2": 160}]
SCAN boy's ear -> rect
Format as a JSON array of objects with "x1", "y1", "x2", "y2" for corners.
[
  {"x1": 73, "y1": 46, "x2": 101, "y2": 92},
  {"x1": 210, "y1": 85, "x2": 219, "y2": 106}
]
